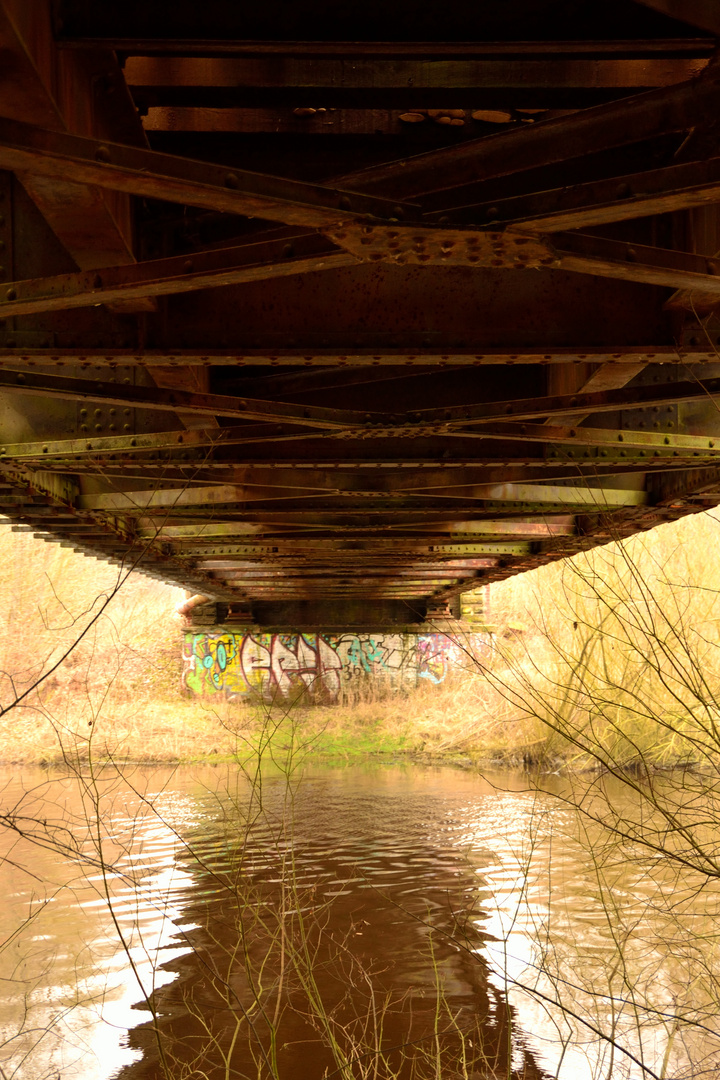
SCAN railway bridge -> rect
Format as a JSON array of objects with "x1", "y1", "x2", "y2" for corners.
[{"x1": 2, "y1": 0, "x2": 720, "y2": 631}]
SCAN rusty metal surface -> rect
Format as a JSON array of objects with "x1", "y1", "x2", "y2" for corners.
[
  {"x1": 2, "y1": 1, "x2": 720, "y2": 628},
  {"x1": 0, "y1": 234, "x2": 354, "y2": 317},
  {"x1": 0, "y1": 116, "x2": 418, "y2": 228}
]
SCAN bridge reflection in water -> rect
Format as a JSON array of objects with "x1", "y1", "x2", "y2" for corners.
[{"x1": 1, "y1": 763, "x2": 718, "y2": 1079}]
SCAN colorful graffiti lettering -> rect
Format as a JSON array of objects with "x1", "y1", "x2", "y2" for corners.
[
  {"x1": 182, "y1": 633, "x2": 239, "y2": 693},
  {"x1": 183, "y1": 632, "x2": 343, "y2": 702},
  {"x1": 182, "y1": 631, "x2": 493, "y2": 703},
  {"x1": 416, "y1": 634, "x2": 459, "y2": 685}
]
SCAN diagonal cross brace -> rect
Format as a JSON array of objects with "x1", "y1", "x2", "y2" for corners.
[
  {"x1": 437, "y1": 156, "x2": 720, "y2": 232},
  {"x1": 0, "y1": 115, "x2": 417, "y2": 229},
  {"x1": 0, "y1": 368, "x2": 370, "y2": 430},
  {"x1": 0, "y1": 233, "x2": 354, "y2": 316},
  {"x1": 331, "y1": 61, "x2": 720, "y2": 198}
]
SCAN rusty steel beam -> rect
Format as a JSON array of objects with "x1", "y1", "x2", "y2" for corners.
[
  {"x1": 88, "y1": 485, "x2": 638, "y2": 511},
  {"x1": 15, "y1": 364, "x2": 720, "y2": 439},
  {"x1": 142, "y1": 519, "x2": 574, "y2": 539},
  {"x1": 0, "y1": 426, "x2": 342, "y2": 461},
  {"x1": 211, "y1": 569, "x2": 480, "y2": 579},
  {"x1": 548, "y1": 233, "x2": 720, "y2": 297},
  {"x1": 0, "y1": 0, "x2": 142, "y2": 271},
  {"x1": 219, "y1": 592, "x2": 435, "y2": 599},
  {"x1": 408, "y1": 483, "x2": 647, "y2": 507},
  {"x1": 0, "y1": 116, "x2": 416, "y2": 229},
  {"x1": 58, "y1": 38, "x2": 717, "y2": 58},
  {"x1": 81, "y1": 484, "x2": 301, "y2": 511},
  {"x1": 439, "y1": 157, "x2": 720, "y2": 231},
  {"x1": 448, "y1": 421, "x2": 720, "y2": 455},
  {"x1": 412, "y1": 375, "x2": 720, "y2": 429},
  {"x1": 332, "y1": 64, "x2": 720, "y2": 198},
  {"x1": 0, "y1": 234, "x2": 353, "y2": 317},
  {"x1": 0, "y1": 368, "x2": 372, "y2": 429},
  {"x1": 172, "y1": 539, "x2": 532, "y2": 555},
  {"x1": 197, "y1": 557, "x2": 498, "y2": 570},
  {"x1": 211, "y1": 589, "x2": 471, "y2": 598},
  {"x1": 121, "y1": 54, "x2": 709, "y2": 110},
  {"x1": 0, "y1": 347, "x2": 697, "y2": 367},
  {"x1": 144, "y1": 107, "x2": 455, "y2": 136}
]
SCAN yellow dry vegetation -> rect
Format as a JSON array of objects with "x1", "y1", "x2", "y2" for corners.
[
  {"x1": 1, "y1": 508, "x2": 720, "y2": 769},
  {"x1": 0, "y1": 524, "x2": 196, "y2": 762},
  {"x1": 486, "y1": 508, "x2": 720, "y2": 769}
]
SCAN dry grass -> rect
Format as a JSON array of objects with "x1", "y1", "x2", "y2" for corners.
[
  {"x1": 4, "y1": 510, "x2": 720, "y2": 770},
  {"x1": 0, "y1": 523, "x2": 191, "y2": 763},
  {"x1": 320, "y1": 670, "x2": 549, "y2": 761}
]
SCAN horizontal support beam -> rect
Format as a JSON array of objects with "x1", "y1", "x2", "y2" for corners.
[
  {"x1": 0, "y1": 347, "x2": 703, "y2": 367},
  {"x1": 0, "y1": 116, "x2": 414, "y2": 228},
  {"x1": 84, "y1": 482, "x2": 636, "y2": 511},
  {"x1": 209, "y1": 567, "x2": 480, "y2": 577},
  {"x1": 197, "y1": 557, "x2": 498, "y2": 570},
  {"x1": 220, "y1": 593, "x2": 437, "y2": 599},
  {"x1": 58, "y1": 39, "x2": 718, "y2": 58},
  {"x1": 122, "y1": 54, "x2": 708, "y2": 108},
  {"x1": 142, "y1": 519, "x2": 574, "y2": 539},
  {"x1": 0, "y1": 234, "x2": 353, "y2": 316},
  {"x1": 192, "y1": 577, "x2": 457, "y2": 587},
  {"x1": 0, "y1": 425, "x2": 334, "y2": 461},
  {"x1": 174, "y1": 540, "x2": 532, "y2": 556},
  {"x1": 211, "y1": 578, "x2": 479, "y2": 588},
  {"x1": 145, "y1": 107, "x2": 468, "y2": 136},
  {"x1": 224, "y1": 588, "x2": 436, "y2": 594},
  {"x1": 128, "y1": 502, "x2": 565, "y2": 518},
  {"x1": 440, "y1": 482, "x2": 647, "y2": 507}
]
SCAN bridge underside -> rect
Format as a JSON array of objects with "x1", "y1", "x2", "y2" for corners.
[{"x1": 2, "y1": 0, "x2": 720, "y2": 629}]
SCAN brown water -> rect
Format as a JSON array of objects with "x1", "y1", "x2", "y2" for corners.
[{"x1": 1, "y1": 762, "x2": 719, "y2": 1080}]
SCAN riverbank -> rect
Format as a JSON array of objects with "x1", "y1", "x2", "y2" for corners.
[
  {"x1": 0, "y1": 678, "x2": 539, "y2": 767},
  {"x1": 0, "y1": 669, "x2": 697, "y2": 772},
  {"x1": 2, "y1": 517, "x2": 720, "y2": 774}
]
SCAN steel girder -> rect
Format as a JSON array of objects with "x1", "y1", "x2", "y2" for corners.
[{"x1": 2, "y1": 0, "x2": 720, "y2": 628}]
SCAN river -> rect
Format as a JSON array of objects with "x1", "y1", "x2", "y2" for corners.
[{"x1": 0, "y1": 761, "x2": 718, "y2": 1080}]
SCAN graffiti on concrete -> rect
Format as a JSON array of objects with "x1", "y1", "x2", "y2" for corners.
[{"x1": 182, "y1": 631, "x2": 493, "y2": 703}]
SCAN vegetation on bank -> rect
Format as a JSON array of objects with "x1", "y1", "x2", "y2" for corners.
[{"x1": 1, "y1": 508, "x2": 720, "y2": 770}]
